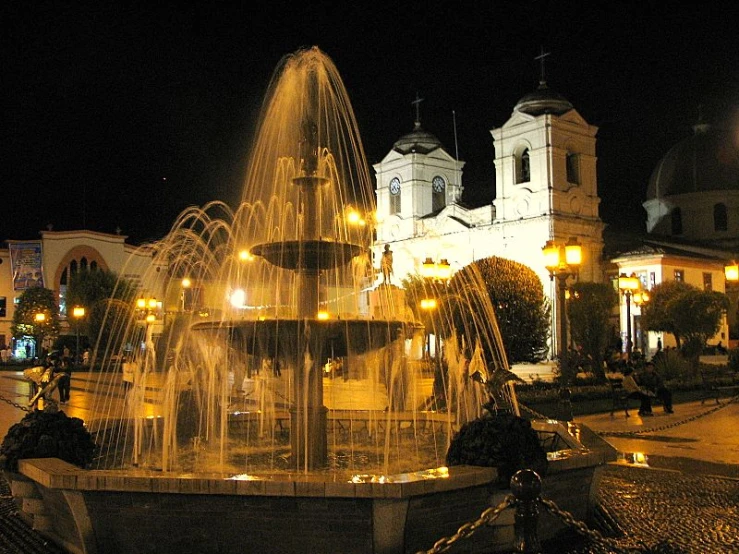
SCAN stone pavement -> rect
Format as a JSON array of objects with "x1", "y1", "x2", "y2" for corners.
[{"x1": 0, "y1": 369, "x2": 737, "y2": 553}]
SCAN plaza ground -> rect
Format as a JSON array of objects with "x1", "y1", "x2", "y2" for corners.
[{"x1": 0, "y1": 368, "x2": 737, "y2": 552}]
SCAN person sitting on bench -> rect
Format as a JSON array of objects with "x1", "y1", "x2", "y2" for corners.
[
  {"x1": 621, "y1": 365, "x2": 654, "y2": 417},
  {"x1": 639, "y1": 360, "x2": 673, "y2": 414}
]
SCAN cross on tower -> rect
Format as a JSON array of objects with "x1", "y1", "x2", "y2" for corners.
[
  {"x1": 534, "y1": 46, "x2": 551, "y2": 85},
  {"x1": 412, "y1": 92, "x2": 424, "y2": 126}
]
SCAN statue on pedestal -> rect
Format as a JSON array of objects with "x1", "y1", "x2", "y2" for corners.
[{"x1": 381, "y1": 244, "x2": 393, "y2": 285}]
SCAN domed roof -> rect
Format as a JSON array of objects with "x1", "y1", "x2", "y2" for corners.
[
  {"x1": 514, "y1": 81, "x2": 573, "y2": 116},
  {"x1": 393, "y1": 122, "x2": 444, "y2": 155},
  {"x1": 646, "y1": 122, "x2": 739, "y2": 200}
]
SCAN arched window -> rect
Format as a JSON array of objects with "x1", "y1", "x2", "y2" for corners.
[
  {"x1": 714, "y1": 203, "x2": 727, "y2": 231},
  {"x1": 516, "y1": 148, "x2": 530, "y2": 184},
  {"x1": 566, "y1": 153, "x2": 580, "y2": 184},
  {"x1": 80, "y1": 257, "x2": 88, "y2": 270},
  {"x1": 671, "y1": 207, "x2": 683, "y2": 235}
]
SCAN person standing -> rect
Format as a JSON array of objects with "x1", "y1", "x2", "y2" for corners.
[
  {"x1": 121, "y1": 356, "x2": 137, "y2": 393},
  {"x1": 57, "y1": 357, "x2": 72, "y2": 404}
]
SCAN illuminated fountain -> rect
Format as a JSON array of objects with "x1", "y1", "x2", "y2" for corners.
[{"x1": 11, "y1": 47, "x2": 615, "y2": 554}]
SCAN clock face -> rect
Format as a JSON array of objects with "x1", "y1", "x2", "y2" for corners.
[
  {"x1": 432, "y1": 176, "x2": 445, "y2": 193},
  {"x1": 389, "y1": 177, "x2": 401, "y2": 195}
]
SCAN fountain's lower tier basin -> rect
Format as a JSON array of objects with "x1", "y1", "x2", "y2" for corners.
[{"x1": 10, "y1": 422, "x2": 616, "y2": 554}]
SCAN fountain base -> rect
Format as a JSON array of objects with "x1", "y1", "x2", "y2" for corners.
[{"x1": 13, "y1": 421, "x2": 616, "y2": 554}]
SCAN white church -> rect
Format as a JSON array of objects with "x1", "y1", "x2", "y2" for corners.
[{"x1": 372, "y1": 76, "x2": 605, "y2": 358}]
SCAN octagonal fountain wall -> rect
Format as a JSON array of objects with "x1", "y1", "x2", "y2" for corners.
[{"x1": 12, "y1": 47, "x2": 616, "y2": 554}]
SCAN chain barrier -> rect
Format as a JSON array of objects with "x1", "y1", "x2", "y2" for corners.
[
  {"x1": 0, "y1": 392, "x2": 31, "y2": 413},
  {"x1": 519, "y1": 391, "x2": 738, "y2": 438},
  {"x1": 415, "y1": 484, "x2": 661, "y2": 554},
  {"x1": 415, "y1": 494, "x2": 515, "y2": 554},
  {"x1": 597, "y1": 392, "x2": 737, "y2": 437}
]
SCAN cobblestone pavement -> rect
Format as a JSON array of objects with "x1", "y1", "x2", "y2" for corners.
[{"x1": 543, "y1": 464, "x2": 739, "y2": 553}]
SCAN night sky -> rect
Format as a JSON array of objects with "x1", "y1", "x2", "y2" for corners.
[{"x1": 3, "y1": 1, "x2": 738, "y2": 245}]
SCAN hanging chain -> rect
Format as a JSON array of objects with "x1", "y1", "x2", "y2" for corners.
[
  {"x1": 415, "y1": 494, "x2": 515, "y2": 554},
  {"x1": 417, "y1": 486, "x2": 688, "y2": 554},
  {"x1": 598, "y1": 393, "x2": 737, "y2": 437},
  {"x1": 0, "y1": 393, "x2": 32, "y2": 413},
  {"x1": 519, "y1": 391, "x2": 737, "y2": 437}
]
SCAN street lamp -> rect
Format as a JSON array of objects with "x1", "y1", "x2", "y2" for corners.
[
  {"x1": 421, "y1": 257, "x2": 452, "y2": 282},
  {"x1": 542, "y1": 237, "x2": 582, "y2": 381},
  {"x1": 72, "y1": 306, "x2": 85, "y2": 365},
  {"x1": 618, "y1": 273, "x2": 641, "y2": 359}
]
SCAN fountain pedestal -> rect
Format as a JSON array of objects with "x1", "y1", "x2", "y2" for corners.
[{"x1": 289, "y1": 406, "x2": 328, "y2": 469}]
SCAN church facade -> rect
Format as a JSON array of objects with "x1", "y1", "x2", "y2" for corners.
[{"x1": 372, "y1": 80, "x2": 605, "y2": 358}]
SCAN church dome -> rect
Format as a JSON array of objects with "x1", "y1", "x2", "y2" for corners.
[
  {"x1": 393, "y1": 122, "x2": 444, "y2": 155},
  {"x1": 513, "y1": 81, "x2": 573, "y2": 116},
  {"x1": 646, "y1": 122, "x2": 739, "y2": 200}
]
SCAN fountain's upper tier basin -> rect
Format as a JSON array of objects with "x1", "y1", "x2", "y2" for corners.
[{"x1": 250, "y1": 240, "x2": 365, "y2": 270}]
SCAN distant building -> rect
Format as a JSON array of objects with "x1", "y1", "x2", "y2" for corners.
[
  {"x1": 610, "y1": 119, "x2": 739, "y2": 354},
  {"x1": 0, "y1": 230, "x2": 154, "y2": 359}
]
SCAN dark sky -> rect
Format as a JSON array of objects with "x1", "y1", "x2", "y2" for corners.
[{"x1": 3, "y1": 1, "x2": 738, "y2": 245}]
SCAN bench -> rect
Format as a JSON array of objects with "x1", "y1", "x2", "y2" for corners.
[
  {"x1": 700, "y1": 369, "x2": 739, "y2": 405},
  {"x1": 608, "y1": 378, "x2": 632, "y2": 417}
]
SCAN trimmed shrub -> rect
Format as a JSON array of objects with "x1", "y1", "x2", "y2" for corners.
[
  {"x1": 0, "y1": 410, "x2": 97, "y2": 472},
  {"x1": 446, "y1": 412, "x2": 548, "y2": 487}
]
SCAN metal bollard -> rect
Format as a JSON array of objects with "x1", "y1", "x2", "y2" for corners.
[{"x1": 510, "y1": 469, "x2": 542, "y2": 554}]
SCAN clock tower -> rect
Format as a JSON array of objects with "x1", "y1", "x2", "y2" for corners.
[{"x1": 374, "y1": 96, "x2": 464, "y2": 246}]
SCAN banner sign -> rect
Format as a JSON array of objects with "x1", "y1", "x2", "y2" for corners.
[{"x1": 8, "y1": 241, "x2": 44, "y2": 291}]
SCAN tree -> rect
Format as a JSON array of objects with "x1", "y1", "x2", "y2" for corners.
[
  {"x1": 640, "y1": 281, "x2": 693, "y2": 347},
  {"x1": 668, "y1": 289, "x2": 729, "y2": 357},
  {"x1": 567, "y1": 282, "x2": 618, "y2": 381},
  {"x1": 641, "y1": 281, "x2": 728, "y2": 354},
  {"x1": 11, "y1": 287, "x2": 60, "y2": 357},
  {"x1": 65, "y1": 268, "x2": 137, "y2": 360},
  {"x1": 454, "y1": 257, "x2": 550, "y2": 363}
]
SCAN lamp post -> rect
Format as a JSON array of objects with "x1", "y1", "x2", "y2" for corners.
[
  {"x1": 72, "y1": 306, "x2": 85, "y2": 366},
  {"x1": 136, "y1": 296, "x2": 158, "y2": 351},
  {"x1": 632, "y1": 291, "x2": 649, "y2": 355},
  {"x1": 618, "y1": 273, "x2": 641, "y2": 359},
  {"x1": 181, "y1": 278, "x2": 191, "y2": 312},
  {"x1": 420, "y1": 257, "x2": 453, "y2": 404},
  {"x1": 33, "y1": 313, "x2": 46, "y2": 362},
  {"x1": 725, "y1": 261, "x2": 738, "y2": 342},
  {"x1": 542, "y1": 238, "x2": 582, "y2": 381}
]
